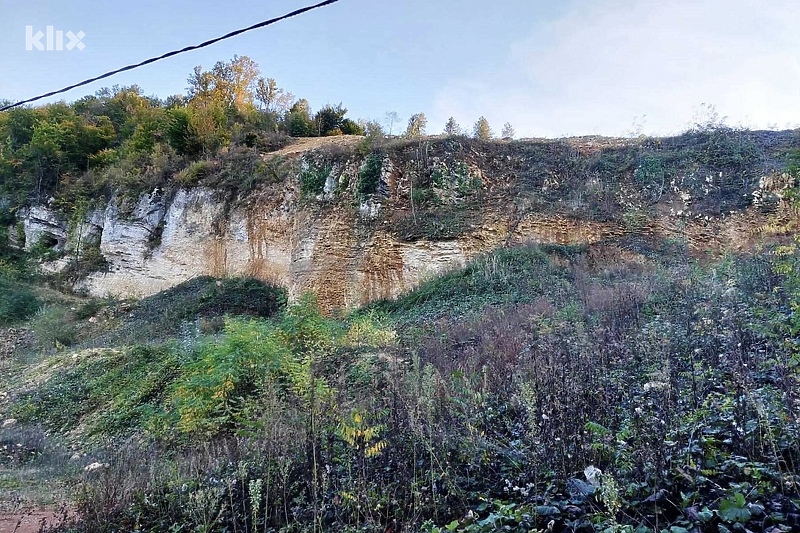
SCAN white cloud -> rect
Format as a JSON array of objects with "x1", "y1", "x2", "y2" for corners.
[{"x1": 433, "y1": 0, "x2": 800, "y2": 137}]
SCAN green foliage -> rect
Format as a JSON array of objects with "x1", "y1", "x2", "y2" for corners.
[
  {"x1": 85, "y1": 276, "x2": 287, "y2": 348},
  {"x1": 473, "y1": 116, "x2": 493, "y2": 140},
  {"x1": 165, "y1": 107, "x2": 202, "y2": 157},
  {"x1": 357, "y1": 153, "x2": 383, "y2": 197},
  {"x1": 0, "y1": 56, "x2": 370, "y2": 222},
  {"x1": 369, "y1": 245, "x2": 572, "y2": 320},
  {"x1": 30, "y1": 305, "x2": 77, "y2": 349},
  {"x1": 405, "y1": 112, "x2": 428, "y2": 138},
  {"x1": 784, "y1": 148, "x2": 800, "y2": 207},
  {"x1": 191, "y1": 146, "x2": 285, "y2": 198},
  {"x1": 340, "y1": 118, "x2": 364, "y2": 136},
  {"x1": 287, "y1": 109, "x2": 315, "y2": 137},
  {"x1": 13, "y1": 295, "x2": 346, "y2": 441},
  {"x1": 444, "y1": 116, "x2": 462, "y2": 136},
  {"x1": 634, "y1": 153, "x2": 667, "y2": 201},
  {"x1": 174, "y1": 159, "x2": 214, "y2": 185},
  {"x1": 697, "y1": 127, "x2": 762, "y2": 172},
  {"x1": 0, "y1": 277, "x2": 39, "y2": 325},
  {"x1": 393, "y1": 205, "x2": 475, "y2": 241},
  {"x1": 717, "y1": 492, "x2": 751, "y2": 524},
  {"x1": 14, "y1": 345, "x2": 179, "y2": 434},
  {"x1": 167, "y1": 318, "x2": 292, "y2": 435},
  {"x1": 11, "y1": 243, "x2": 800, "y2": 533},
  {"x1": 299, "y1": 160, "x2": 332, "y2": 196},
  {"x1": 313, "y1": 103, "x2": 349, "y2": 136}
]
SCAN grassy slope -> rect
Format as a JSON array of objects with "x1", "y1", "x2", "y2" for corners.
[
  {"x1": 1, "y1": 243, "x2": 798, "y2": 532},
  {"x1": 1, "y1": 129, "x2": 800, "y2": 531}
]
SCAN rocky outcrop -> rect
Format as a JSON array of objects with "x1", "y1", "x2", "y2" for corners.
[
  {"x1": 75, "y1": 186, "x2": 473, "y2": 308},
  {"x1": 22, "y1": 206, "x2": 68, "y2": 251},
  {"x1": 14, "y1": 136, "x2": 800, "y2": 310}
]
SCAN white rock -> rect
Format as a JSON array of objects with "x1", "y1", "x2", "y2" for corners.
[{"x1": 84, "y1": 461, "x2": 109, "y2": 472}]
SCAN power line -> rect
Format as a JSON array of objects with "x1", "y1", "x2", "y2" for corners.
[{"x1": 0, "y1": 0, "x2": 340, "y2": 112}]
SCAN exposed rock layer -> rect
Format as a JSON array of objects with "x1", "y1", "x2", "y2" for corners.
[{"x1": 16, "y1": 136, "x2": 799, "y2": 310}]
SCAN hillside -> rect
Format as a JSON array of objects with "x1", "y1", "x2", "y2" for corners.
[
  {"x1": 8, "y1": 128, "x2": 800, "y2": 312},
  {"x1": 1, "y1": 239, "x2": 799, "y2": 532},
  {"x1": 2, "y1": 106, "x2": 800, "y2": 531}
]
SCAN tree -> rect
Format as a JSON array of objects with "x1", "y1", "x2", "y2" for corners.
[
  {"x1": 313, "y1": 104, "x2": 348, "y2": 136},
  {"x1": 166, "y1": 107, "x2": 202, "y2": 156},
  {"x1": 405, "y1": 113, "x2": 427, "y2": 138},
  {"x1": 473, "y1": 116, "x2": 493, "y2": 140},
  {"x1": 444, "y1": 117, "x2": 462, "y2": 136},
  {"x1": 384, "y1": 111, "x2": 400, "y2": 136},
  {"x1": 187, "y1": 55, "x2": 260, "y2": 116},
  {"x1": 255, "y1": 77, "x2": 294, "y2": 115},
  {"x1": 501, "y1": 122, "x2": 515, "y2": 140},
  {"x1": 359, "y1": 120, "x2": 385, "y2": 140},
  {"x1": 188, "y1": 102, "x2": 228, "y2": 155},
  {"x1": 287, "y1": 99, "x2": 314, "y2": 137},
  {"x1": 185, "y1": 56, "x2": 264, "y2": 152},
  {"x1": 340, "y1": 119, "x2": 364, "y2": 136}
]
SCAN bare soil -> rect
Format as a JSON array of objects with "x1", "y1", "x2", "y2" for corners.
[{"x1": 0, "y1": 508, "x2": 67, "y2": 533}]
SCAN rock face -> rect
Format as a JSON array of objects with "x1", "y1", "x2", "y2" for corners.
[
  {"x1": 15, "y1": 136, "x2": 800, "y2": 310},
  {"x1": 22, "y1": 206, "x2": 68, "y2": 251},
  {"x1": 77, "y1": 186, "x2": 473, "y2": 308}
]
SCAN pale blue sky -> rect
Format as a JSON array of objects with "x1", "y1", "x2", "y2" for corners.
[{"x1": 1, "y1": 0, "x2": 799, "y2": 137}]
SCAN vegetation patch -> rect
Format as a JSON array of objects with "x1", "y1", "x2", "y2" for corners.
[
  {"x1": 357, "y1": 152, "x2": 383, "y2": 198},
  {"x1": 368, "y1": 245, "x2": 574, "y2": 321},
  {"x1": 84, "y1": 276, "x2": 286, "y2": 347},
  {"x1": 0, "y1": 278, "x2": 40, "y2": 326},
  {"x1": 299, "y1": 160, "x2": 333, "y2": 197},
  {"x1": 2, "y1": 243, "x2": 800, "y2": 532}
]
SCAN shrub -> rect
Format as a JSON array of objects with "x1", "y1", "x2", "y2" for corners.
[
  {"x1": 75, "y1": 299, "x2": 107, "y2": 320},
  {"x1": 368, "y1": 245, "x2": 571, "y2": 321},
  {"x1": 357, "y1": 153, "x2": 383, "y2": 197},
  {"x1": 253, "y1": 131, "x2": 291, "y2": 152},
  {"x1": 299, "y1": 161, "x2": 332, "y2": 196},
  {"x1": 174, "y1": 159, "x2": 214, "y2": 186},
  {"x1": 31, "y1": 305, "x2": 77, "y2": 348},
  {"x1": 84, "y1": 276, "x2": 288, "y2": 348},
  {"x1": 340, "y1": 118, "x2": 364, "y2": 136},
  {"x1": 0, "y1": 278, "x2": 40, "y2": 325}
]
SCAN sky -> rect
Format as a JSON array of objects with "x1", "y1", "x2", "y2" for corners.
[{"x1": 1, "y1": 0, "x2": 799, "y2": 138}]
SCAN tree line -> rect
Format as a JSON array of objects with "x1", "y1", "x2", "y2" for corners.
[{"x1": 0, "y1": 55, "x2": 515, "y2": 207}]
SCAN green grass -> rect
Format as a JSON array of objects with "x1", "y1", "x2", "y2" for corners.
[
  {"x1": 0, "y1": 279, "x2": 40, "y2": 326},
  {"x1": 83, "y1": 276, "x2": 287, "y2": 348},
  {"x1": 368, "y1": 244, "x2": 575, "y2": 322},
  {"x1": 3, "y1": 244, "x2": 800, "y2": 533}
]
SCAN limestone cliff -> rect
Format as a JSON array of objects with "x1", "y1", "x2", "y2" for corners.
[{"x1": 17, "y1": 133, "x2": 800, "y2": 310}]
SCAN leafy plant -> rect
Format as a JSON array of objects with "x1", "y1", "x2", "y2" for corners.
[
  {"x1": 0, "y1": 278, "x2": 39, "y2": 325},
  {"x1": 357, "y1": 153, "x2": 383, "y2": 198}
]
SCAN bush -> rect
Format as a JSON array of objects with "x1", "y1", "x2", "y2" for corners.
[
  {"x1": 369, "y1": 245, "x2": 572, "y2": 321},
  {"x1": 174, "y1": 159, "x2": 215, "y2": 186},
  {"x1": 0, "y1": 278, "x2": 40, "y2": 325},
  {"x1": 253, "y1": 131, "x2": 291, "y2": 152},
  {"x1": 75, "y1": 299, "x2": 107, "y2": 320},
  {"x1": 299, "y1": 161, "x2": 332, "y2": 196},
  {"x1": 31, "y1": 305, "x2": 77, "y2": 348},
  {"x1": 357, "y1": 153, "x2": 383, "y2": 198},
  {"x1": 84, "y1": 276, "x2": 288, "y2": 348},
  {"x1": 188, "y1": 147, "x2": 282, "y2": 199}
]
